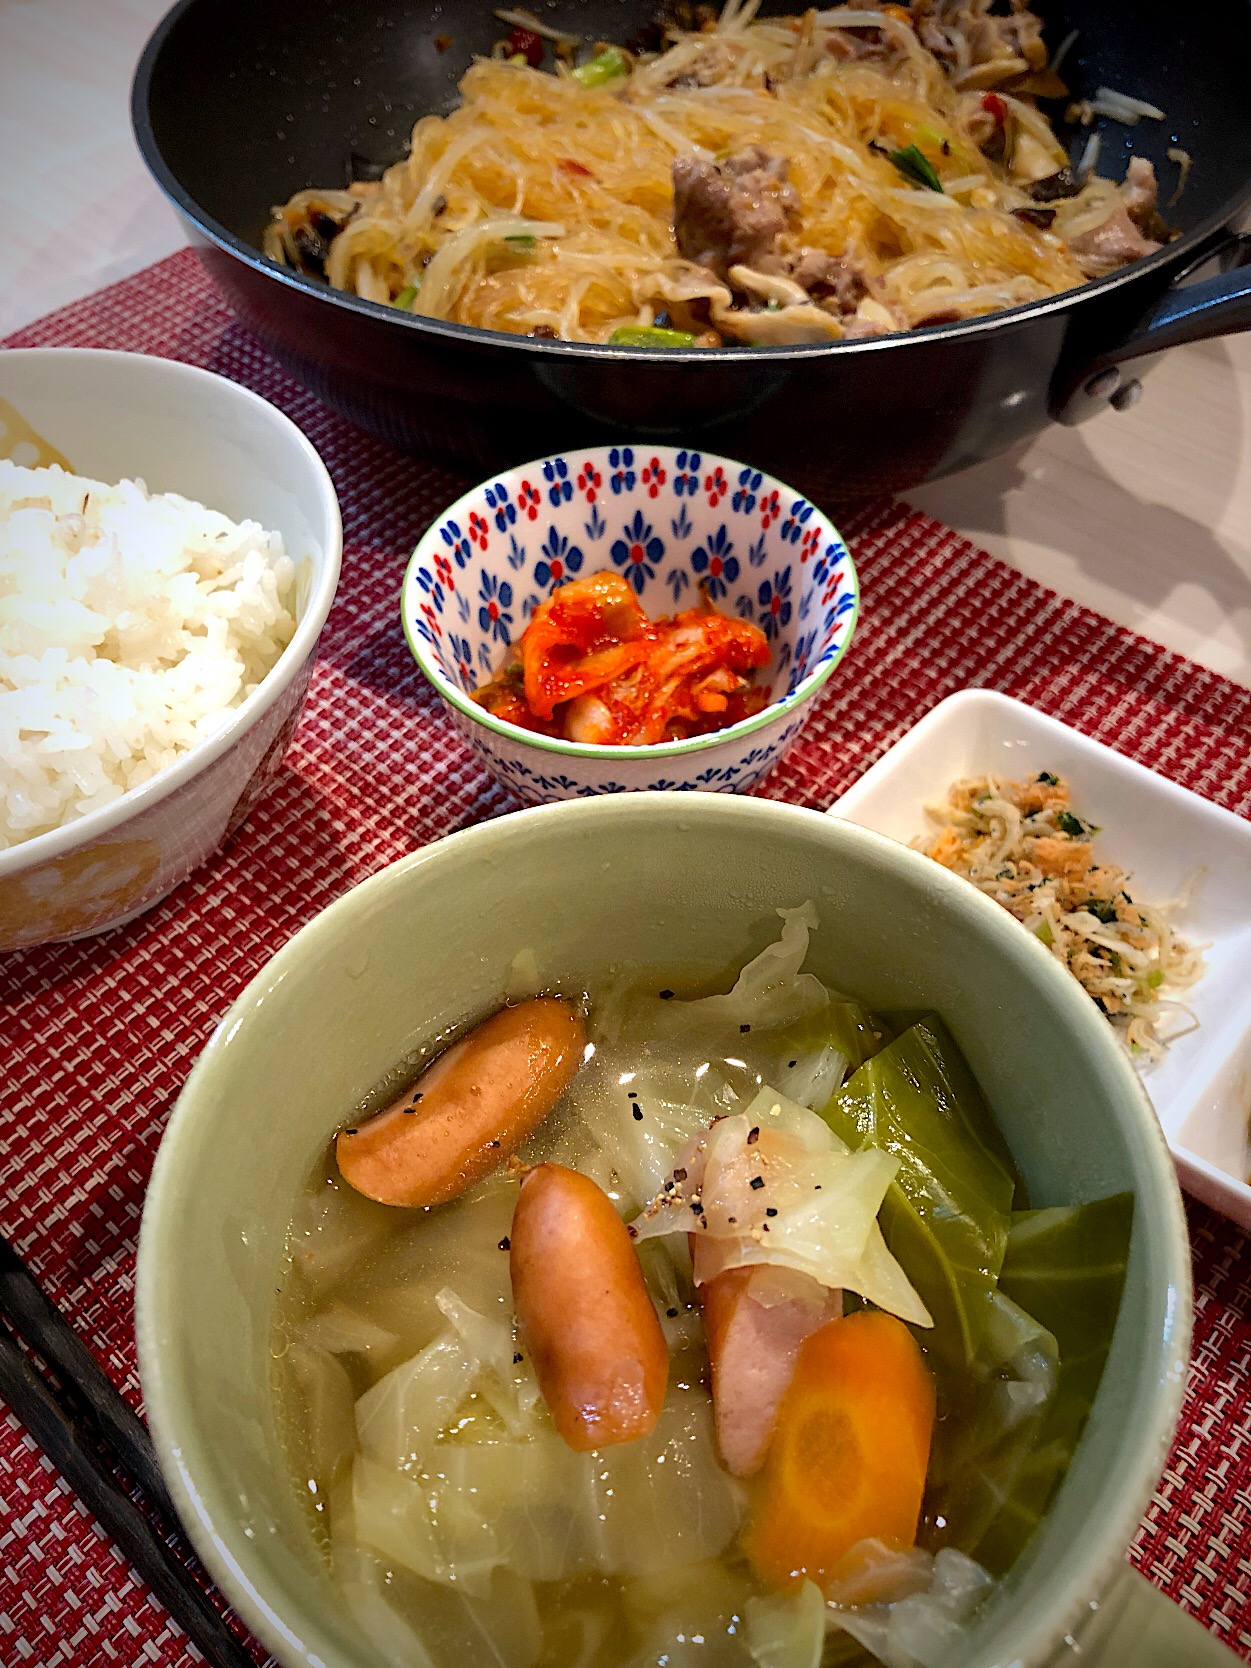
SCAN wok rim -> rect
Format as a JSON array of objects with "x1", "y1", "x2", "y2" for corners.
[{"x1": 130, "y1": 0, "x2": 1251, "y2": 365}]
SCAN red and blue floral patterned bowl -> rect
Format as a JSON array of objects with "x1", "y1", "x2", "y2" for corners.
[{"x1": 400, "y1": 444, "x2": 859, "y2": 804}]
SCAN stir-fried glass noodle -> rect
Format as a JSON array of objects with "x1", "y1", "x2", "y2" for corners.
[
  {"x1": 916, "y1": 772, "x2": 1204, "y2": 1058},
  {"x1": 264, "y1": 0, "x2": 1174, "y2": 345}
]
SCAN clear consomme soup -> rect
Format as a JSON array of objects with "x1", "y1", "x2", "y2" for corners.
[{"x1": 271, "y1": 909, "x2": 1132, "y2": 1668}]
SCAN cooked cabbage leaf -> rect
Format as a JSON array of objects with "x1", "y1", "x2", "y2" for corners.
[
  {"x1": 780, "y1": 1000, "x2": 894, "y2": 1079},
  {"x1": 772, "y1": 1045, "x2": 849, "y2": 1113},
  {"x1": 920, "y1": 1289, "x2": 1058, "y2": 1564},
  {"x1": 343, "y1": 1177, "x2": 516, "y2": 1347},
  {"x1": 920, "y1": 1193, "x2": 1133, "y2": 1574},
  {"x1": 353, "y1": 1286, "x2": 538, "y2": 1468},
  {"x1": 297, "y1": 1302, "x2": 402, "y2": 1367},
  {"x1": 601, "y1": 904, "x2": 830, "y2": 1048},
  {"x1": 355, "y1": 1329, "x2": 479, "y2": 1472},
  {"x1": 284, "y1": 1339, "x2": 358, "y2": 1505},
  {"x1": 339, "y1": 1542, "x2": 542, "y2": 1668},
  {"x1": 828, "y1": 1546, "x2": 994, "y2": 1668},
  {"x1": 631, "y1": 1091, "x2": 932, "y2": 1327},
  {"x1": 965, "y1": 1193, "x2": 1134, "y2": 1574},
  {"x1": 819, "y1": 1017, "x2": 1020, "y2": 1368},
  {"x1": 624, "y1": 1560, "x2": 755, "y2": 1667},
  {"x1": 816, "y1": 1022, "x2": 1131, "y2": 1579},
  {"x1": 746, "y1": 1579, "x2": 826, "y2": 1668},
  {"x1": 352, "y1": 1391, "x2": 743, "y2": 1594}
]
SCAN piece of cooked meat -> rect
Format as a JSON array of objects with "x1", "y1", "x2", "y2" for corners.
[
  {"x1": 702, "y1": 1265, "x2": 843, "y2": 1477},
  {"x1": 788, "y1": 249, "x2": 870, "y2": 316},
  {"x1": 912, "y1": 0, "x2": 1046, "y2": 87},
  {"x1": 1068, "y1": 203, "x2": 1162, "y2": 278},
  {"x1": 1121, "y1": 156, "x2": 1169, "y2": 241},
  {"x1": 824, "y1": 24, "x2": 895, "y2": 62},
  {"x1": 672, "y1": 146, "x2": 799, "y2": 280}
]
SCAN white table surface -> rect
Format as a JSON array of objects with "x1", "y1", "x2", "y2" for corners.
[{"x1": 4, "y1": 0, "x2": 1250, "y2": 688}]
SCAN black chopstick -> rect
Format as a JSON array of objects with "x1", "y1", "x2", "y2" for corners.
[
  {"x1": 0, "y1": 1235, "x2": 176, "y2": 1518},
  {"x1": 0, "y1": 1242, "x2": 259, "y2": 1668}
]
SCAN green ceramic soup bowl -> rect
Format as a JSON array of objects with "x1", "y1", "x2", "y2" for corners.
[{"x1": 137, "y1": 794, "x2": 1218, "y2": 1668}]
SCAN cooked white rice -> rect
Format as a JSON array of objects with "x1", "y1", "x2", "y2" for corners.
[{"x1": 0, "y1": 460, "x2": 296, "y2": 851}]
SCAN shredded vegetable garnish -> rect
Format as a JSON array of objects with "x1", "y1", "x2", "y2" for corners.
[
  {"x1": 916, "y1": 772, "x2": 1204, "y2": 1059},
  {"x1": 1166, "y1": 145, "x2": 1192, "y2": 207}
]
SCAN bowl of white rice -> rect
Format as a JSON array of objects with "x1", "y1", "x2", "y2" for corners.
[{"x1": 0, "y1": 349, "x2": 342, "y2": 951}]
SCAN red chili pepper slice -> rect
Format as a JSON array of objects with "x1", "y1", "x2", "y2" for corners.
[
  {"x1": 506, "y1": 26, "x2": 544, "y2": 67},
  {"x1": 981, "y1": 92, "x2": 1008, "y2": 124}
]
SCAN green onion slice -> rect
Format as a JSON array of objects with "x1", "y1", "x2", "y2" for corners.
[
  {"x1": 1056, "y1": 810, "x2": 1100, "y2": 838},
  {"x1": 888, "y1": 143, "x2": 944, "y2": 192},
  {"x1": 572, "y1": 47, "x2": 629, "y2": 87}
]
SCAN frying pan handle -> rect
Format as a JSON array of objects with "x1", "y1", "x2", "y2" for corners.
[{"x1": 1054, "y1": 232, "x2": 1251, "y2": 424}]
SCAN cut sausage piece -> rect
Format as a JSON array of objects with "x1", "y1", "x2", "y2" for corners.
[
  {"x1": 701, "y1": 1264, "x2": 843, "y2": 1477},
  {"x1": 511, "y1": 1163, "x2": 668, "y2": 1451},
  {"x1": 336, "y1": 998, "x2": 585, "y2": 1208}
]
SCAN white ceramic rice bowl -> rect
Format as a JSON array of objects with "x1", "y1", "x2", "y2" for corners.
[{"x1": 0, "y1": 349, "x2": 342, "y2": 951}]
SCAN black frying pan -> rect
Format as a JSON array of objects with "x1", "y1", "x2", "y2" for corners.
[{"x1": 133, "y1": 0, "x2": 1251, "y2": 497}]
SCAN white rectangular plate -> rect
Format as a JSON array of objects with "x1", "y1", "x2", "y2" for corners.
[{"x1": 828, "y1": 688, "x2": 1251, "y2": 1230}]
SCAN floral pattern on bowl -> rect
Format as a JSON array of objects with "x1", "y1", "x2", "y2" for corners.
[{"x1": 401, "y1": 445, "x2": 859, "y2": 805}]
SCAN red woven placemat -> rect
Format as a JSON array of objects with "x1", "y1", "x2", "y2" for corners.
[{"x1": 2, "y1": 249, "x2": 1250, "y2": 1666}]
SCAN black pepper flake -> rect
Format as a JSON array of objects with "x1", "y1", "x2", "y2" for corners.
[
  {"x1": 345, "y1": 1128, "x2": 358, "y2": 1135},
  {"x1": 412, "y1": 1092, "x2": 423, "y2": 1103},
  {"x1": 727, "y1": 1216, "x2": 737, "y2": 1225},
  {"x1": 488, "y1": 1139, "x2": 501, "y2": 1148},
  {"x1": 788, "y1": 1060, "x2": 797, "y2": 1069},
  {"x1": 673, "y1": 1167, "x2": 688, "y2": 1182},
  {"x1": 690, "y1": 1198, "x2": 703, "y2": 1214},
  {"x1": 765, "y1": 1206, "x2": 778, "y2": 1218},
  {"x1": 627, "y1": 1090, "x2": 638, "y2": 1099},
  {"x1": 633, "y1": 1107, "x2": 644, "y2": 1121},
  {"x1": 739, "y1": 1023, "x2": 751, "y2": 1034},
  {"x1": 627, "y1": 1223, "x2": 638, "y2": 1238},
  {"x1": 659, "y1": 989, "x2": 675, "y2": 1000},
  {"x1": 666, "y1": 1307, "x2": 679, "y2": 1318},
  {"x1": 403, "y1": 1107, "x2": 417, "y2": 1115},
  {"x1": 746, "y1": 1127, "x2": 760, "y2": 1146},
  {"x1": 814, "y1": 1184, "x2": 822, "y2": 1191},
  {"x1": 749, "y1": 1175, "x2": 765, "y2": 1191},
  {"x1": 762, "y1": 1222, "x2": 771, "y2": 1232},
  {"x1": 513, "y1": 1351, "x2": 523, "y2": 1363},
  {"x1": 498, "y1": 1235, "x2": 511, "y2": 1250}
]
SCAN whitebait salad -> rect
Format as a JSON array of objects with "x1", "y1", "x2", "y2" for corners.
[{"x1": 917, "y1": 771, "x2": 1204, "y2": 1058}]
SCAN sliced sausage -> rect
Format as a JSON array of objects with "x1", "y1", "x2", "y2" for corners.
[
  {"x1": 336, "y1": 998, "x2": 585, "y2": 1208},
  {"x1": 511, "y1": 1163, "x2": 668, "y2": 1451},
  {"x1": 701, "y1": 1264, "x2": 843, "y2": 1476}
]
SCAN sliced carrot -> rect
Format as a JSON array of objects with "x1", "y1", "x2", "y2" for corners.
[{"x1": 741, "y1": 1310, "x2": 935, "y2": 1591}]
